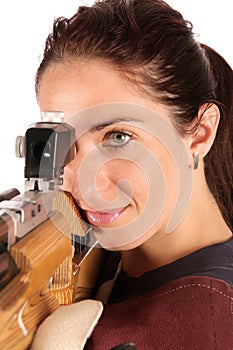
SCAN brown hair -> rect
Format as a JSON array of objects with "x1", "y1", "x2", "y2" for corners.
[{"x1": 35, "y1": 0, "x2": 233, "y2": 230}]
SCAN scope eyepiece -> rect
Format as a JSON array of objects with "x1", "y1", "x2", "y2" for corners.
[{"x1": 16, "y1": 111, "x2": 75, "y2": 182}]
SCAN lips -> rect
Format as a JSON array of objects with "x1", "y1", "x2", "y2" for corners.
[{"x1": 85, "y1": 208, "x2": 125, "y2": 225}]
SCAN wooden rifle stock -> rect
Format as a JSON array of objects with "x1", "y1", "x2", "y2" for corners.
[{"x1": 0, "y1": 191, "x2": 104, "y2": 350}]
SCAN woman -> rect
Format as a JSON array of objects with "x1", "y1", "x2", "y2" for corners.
[{"x1": 34, "y1": 0, "x2": 233, "y2": 348}]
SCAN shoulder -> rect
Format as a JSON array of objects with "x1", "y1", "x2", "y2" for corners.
[{"x1": 90, "y1": 275, "x2": 233, "y2": 349}]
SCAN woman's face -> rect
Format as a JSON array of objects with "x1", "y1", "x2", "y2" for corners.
[{"x1": 38, "y1": 60, "x2": 192, "y2": 250}]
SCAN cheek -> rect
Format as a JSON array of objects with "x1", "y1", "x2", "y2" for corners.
[
  {"x1": 160, "y1": 156, "x2": 180, "y2": 209},
  {"x1": 152, "y1": 144, "x2": 181, "y2": 226},
  {"x1": 61, "y1": 158, "x2": 149, "y2": 210},
  {"x1": 97, "y1": 158, "x2": 181, "y2": 250},
  {"x1": 95, "y1": 160, "x2": 149, "y2": 207}
]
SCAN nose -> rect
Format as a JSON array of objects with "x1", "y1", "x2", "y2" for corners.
[
  {"x1": 62, "y1": 155, "x2": 79, "y2": 196},
  {"x1": 62, "y1": 151, "x2": 115, "y2": 209}
]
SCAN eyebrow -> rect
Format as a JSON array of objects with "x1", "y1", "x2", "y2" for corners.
[{"x1": 88, "y1": 117, "x2": 144, "y2": 132}]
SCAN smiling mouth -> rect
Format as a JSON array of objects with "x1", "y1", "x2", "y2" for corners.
[{"x1": 85, "y1": 207, "x2": 125, "y2": 225}]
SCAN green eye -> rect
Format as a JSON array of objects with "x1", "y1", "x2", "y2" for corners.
[
  {"x1": 103, "y1": 130, "x2": 133, "y2": 148},
  {"x1": 112, "y1": 132, "x2": 128, "y2": 144}
]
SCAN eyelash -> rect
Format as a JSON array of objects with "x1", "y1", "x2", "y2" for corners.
[{"x1": 102, "y1": 128, "x2": 134, "y2": 149}]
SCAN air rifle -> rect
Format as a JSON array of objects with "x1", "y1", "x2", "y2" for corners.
[{"x1": 0, "y1": 112, "x2": 103, "y2": 349}]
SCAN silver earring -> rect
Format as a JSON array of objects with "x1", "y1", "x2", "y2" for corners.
[{"x1": 193, "y1": 152, "x2": 199, "y2": 170}]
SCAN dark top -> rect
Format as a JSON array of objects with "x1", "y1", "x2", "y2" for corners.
[{"x1": 98, "y1": 238, "x2": 233, "y2": 303}]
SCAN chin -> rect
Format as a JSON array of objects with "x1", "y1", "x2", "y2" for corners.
[{"x1": 94, "y1": 226, "x2": 158, "y2": 251}]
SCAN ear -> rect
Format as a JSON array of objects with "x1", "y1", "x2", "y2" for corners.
[{"x1": 188, "y1": 103, "x2": 220, "y2": 160}]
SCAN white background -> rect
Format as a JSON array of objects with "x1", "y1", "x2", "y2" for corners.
[{"x1": 0, "y1": 0, "x2": 232, "y2": 193}]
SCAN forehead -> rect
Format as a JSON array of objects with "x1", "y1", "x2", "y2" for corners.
[
  {"x1": 38, "y1": 60, "x2": 170, "y2": 122},
  {"x1": 38, "y1": 60, "x2": 133, "y2": 114}
]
